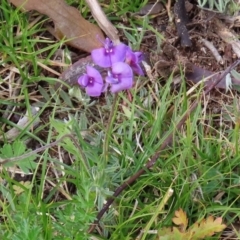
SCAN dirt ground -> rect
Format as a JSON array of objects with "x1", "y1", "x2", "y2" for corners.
[
  {"x1": 140, "y1": 2, "x2": 240, "y2": 81},
  {"x1": 131, "y1": 1, "x2": 240, "y2": 134}
]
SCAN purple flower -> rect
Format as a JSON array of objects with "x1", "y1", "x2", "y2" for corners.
[
  {"x1": 106, "y1": 62, "x2": 133, "y2": 93},
  {"x1": 125, "y1": 49, "x2": 144, "y2": 76},
  {"x1": 91, "y1": 38, "x2": 128, "y2": 68},
  {"x1": 78, "y1": 66, "x2": 103, "y2": 97}
]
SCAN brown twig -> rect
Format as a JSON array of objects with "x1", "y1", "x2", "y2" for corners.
[{"x1": 88, "y1": 59, "x2": 240, "y2": 233}]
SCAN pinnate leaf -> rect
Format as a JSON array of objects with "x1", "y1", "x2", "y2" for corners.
[
  {"x1": 172, "y1": 208, "x2": 188, "y2": 231},
  {"x1": 13, "y1": 181, "x2": 32, "y2": 195},
  {"x1": 9, "y1": 0, "x2": 104, "y2": 52},
  {"x1": 189, "y1": 216, "x2": 226, "y2": 239},
  {"x1": 157, "y1": 209, "x2": 226, "y2": 240},
  {"x1": 0, "y1": 140, "x2": 37, "y2": 174}
]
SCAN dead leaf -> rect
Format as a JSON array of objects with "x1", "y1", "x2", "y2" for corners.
[
  {"x1": 157, "y1": 209, "x2": 226, "y2": 240},
  {"x1": 13, "y1": 181, "x2": 31, "y2": 195},
  {"x1": 189, "y1": 216, "x2": 226, "y2": 239},
  {"x1": 9, "y1": 0, "x2": 104, "y2": 52},
  {"x1": 172, "y1": 208, "x2": 188, "y2": 232}
]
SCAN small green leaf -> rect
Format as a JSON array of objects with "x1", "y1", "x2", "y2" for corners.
[
  {"x1": 59, "y1": 89, "x2": 73, "y2": 107},
  {"x1": 12, "y1": 140, "x2": 26, "y2": 156},
  {"x1": 1, "y1": 143, "x2": 13, "y2": 157},
  {"x1": 38, "y1": 85, "x2": 50, "y2": 101},
  {"x1": 122, "y1": 105, "x2": 132, "y2": 119}
]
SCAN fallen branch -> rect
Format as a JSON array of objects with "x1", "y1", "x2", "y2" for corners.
[
  {"x1": 174, "y1": 0, "x2": 192, "y2": 47},
  {"x1": 88, "y1": 59, "x2": 240, "y2": 233}
]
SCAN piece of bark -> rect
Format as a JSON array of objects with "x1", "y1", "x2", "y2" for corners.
[{"x1": 9, "y1": 0, "x2": 104, "y2": 52}]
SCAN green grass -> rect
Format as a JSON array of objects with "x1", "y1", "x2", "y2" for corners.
[{"x1": 0, "y1": 0, "x2": 240, "y2": 239}]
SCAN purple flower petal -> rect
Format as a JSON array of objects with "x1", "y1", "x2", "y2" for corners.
[
  {"x1": 135, "y1": 52, "x2": 142, "y2": 60},
  {"x1": 104, "y1": 38, "x2": 114, "y2": 50},
  {"x1": 126, "y1": 49, "x2": 136, "y2": 62},
  {"x1": 91, "y1": 48, "x2": 111, "y2": 68},
  {"x1": 78, "y1": 66, "x2": 104, "y2": 97},
  {"x1": 110, "y1": 43, "x2": 128, "y2": 64},
  {"x1": 106, "y1": 71, "x2": 119, "y2": 84},
  {"x1": 86, "y1": 66, "x2": 103, "y2": 96},
  {"x1": 131, "y1": 64, "x2": 144, "y2": 76},
  {"x1": 110, "y1": 76, "x2": 133, "y2": 93},
  {"x1": 106, "y1": 76, "x2": 118, "y2": 84},
  {"x1": 125, "y1": 49, "x2": 144, "y2": 76},
  {"x1": 91, "y1": 38, "x2": 128, "y2": 67},
  {"x1": 86, "y1": 81, "x2": 103, "y2": 96},
  {"x1": 78, "y1": 74, "x2": 89, "y2": 87},
  {"x1": 109, "y1": 62, "x2": 133, "y2": 93},
  {"x1": 111, "y1": 62, "x2": 133, "y2": 77},
  {"x1": 86, "y1": 66, "x2": 103, "y2": 82}
]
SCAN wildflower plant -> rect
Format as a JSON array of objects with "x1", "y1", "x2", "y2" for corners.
[{"x1": 78, "y1": 38, "x2": 144, "y2": 97}]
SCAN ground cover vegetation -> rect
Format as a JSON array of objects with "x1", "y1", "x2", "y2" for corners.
[{"x1": 1, "y1": 0, "x2": 240, "y2": 239}]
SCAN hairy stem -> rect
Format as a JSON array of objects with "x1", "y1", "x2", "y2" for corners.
[{"x1": 103, "y1": 94, "x2": 119, "y2": 164}]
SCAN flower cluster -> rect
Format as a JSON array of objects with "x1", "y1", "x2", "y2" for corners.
[{"x1": 78, "y1": 38, "x2": 144, "y2": 97}]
